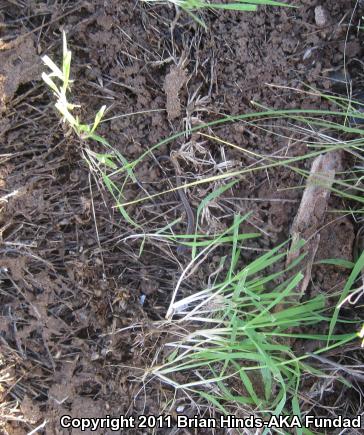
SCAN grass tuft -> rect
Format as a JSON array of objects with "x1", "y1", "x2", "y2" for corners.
[
  {"x1": 146, "y1": 215, "x2": 356, "y2": 420},
  {"x1": 42, "y1": 32, "x2": 142, "y2": 228}
]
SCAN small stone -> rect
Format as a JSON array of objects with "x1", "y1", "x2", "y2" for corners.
[
  {"x1": 91, "y1": 352, "x2": 100, "y2": 361},
  {"x1": 315, "y1": 6, "x2": 329, "y2": 27}
]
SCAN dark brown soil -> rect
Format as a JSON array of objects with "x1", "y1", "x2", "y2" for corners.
[{"x1": 1, "y1": 1, "x2": 363, "y2": 434}]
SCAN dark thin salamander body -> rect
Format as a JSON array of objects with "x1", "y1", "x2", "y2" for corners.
[{"x1": 156, "y1": 155, "x2": 195, "y2": 256}]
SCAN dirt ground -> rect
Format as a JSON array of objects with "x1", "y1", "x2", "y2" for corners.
[{"x1": 1, "y1": 1, "x2": 363, "y2": 434}]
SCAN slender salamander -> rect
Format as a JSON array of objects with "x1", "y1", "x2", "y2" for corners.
[{"x1": 156, "y1": 155, "x2": 195, "y2": 256}]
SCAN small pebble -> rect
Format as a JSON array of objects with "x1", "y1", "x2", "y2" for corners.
[
  {"x1": 91, "y1": 352, "x2": 100, "y2": 361},
  {"x1": 315, "y1": 6, "x2": 329, "y2": 27}
]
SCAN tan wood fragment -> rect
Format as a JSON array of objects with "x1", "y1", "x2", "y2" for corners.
[{"x1": 287, "y1": 151, "x2": 342, "y2": 296}]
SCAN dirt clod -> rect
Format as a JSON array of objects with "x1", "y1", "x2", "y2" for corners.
[
  {"x1": 0, "y1": 37, "x2": 40, "y2": 113},
  {"x1": 164, "y1": 64, "x2": 187, "y2": 120},
  {"x1": 315, "y1": 6, "x2": 330, "y2": 27}
]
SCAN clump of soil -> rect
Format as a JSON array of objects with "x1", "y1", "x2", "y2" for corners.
[
  {"x1": 164, "y1": 64, "x2": 188, "y2": 120},
  {"x1": 1, "y1": 0, "x2": 363, "y2": 433},
  {"x1": 0, "y1": 36, "x2": 40, "y2": 113}
]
